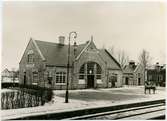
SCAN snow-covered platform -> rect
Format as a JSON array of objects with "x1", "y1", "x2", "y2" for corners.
[{"x1": 1, "y1": 86, "x2": 166, "y2": 120}]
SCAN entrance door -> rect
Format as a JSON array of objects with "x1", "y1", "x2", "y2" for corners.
[
  {"x1": 125, "y1": 77, "x2": 129, "y2": 85},
  {"x1": 23, "y1": 72, "x2": 26, "y2": 85},
  {"x1": 87, "y1": 75, "x2": 94, "y2": 88},
  {"x1": 138, "y1": 78, "x2": 141, "y2": 85}
]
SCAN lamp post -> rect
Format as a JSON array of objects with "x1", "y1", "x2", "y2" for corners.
[
  {"x1": 65, "y1": 31, "x2": 77, "y2": 103},
  {"x1": 155, "y1": 62, "x2": 160, "y2": 86}
]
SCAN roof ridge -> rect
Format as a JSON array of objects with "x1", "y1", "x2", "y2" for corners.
[
  {"x1": 35, "y1": 39, "x2": 87, "y2": 46},
  {"x1": 35, "y1": 40, "x2": 64, "y2": 45}
]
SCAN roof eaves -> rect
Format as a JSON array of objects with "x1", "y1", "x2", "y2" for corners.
[
  {"x1": 104, "y1": 49, "x2": 122, "y2": 70},
  {"x1": 75, "y1": 41, "x2": 91, "y2": 60},
  {"x1": 33, "y1": 39, "x2": 46, "y2": 61},
  {"x1": 19, "y1": 38, "x2": 32, "y2": 64},
  {"x1": 134, "y1": 63, "x2": 140, "y2": 72}
]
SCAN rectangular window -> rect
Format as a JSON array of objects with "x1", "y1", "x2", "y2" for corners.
[
  {"x1": 148, "y1": 75, "x2": 152, "y2": 81},
  {"x1": 33, "y1": 72, "x2": 38, "y2": 83},
  {"x1": 56, "y1": 72, "x2": 66, "y2": 84},
  {"x1": 159, "y1": 75, "x2": 163, "y2": 81},
  {"x1": 79, "y1": 75, "x2": 84, "y2": 79},
  {"x1": 110, "y1": 74, "x2": 117, "y2": 82},
  {"x1": 96, "y1": 74, "x2": 101, "y2": 79},
  {"x1": 27, "y1": 54, "x2": 34, "y2": 63}
]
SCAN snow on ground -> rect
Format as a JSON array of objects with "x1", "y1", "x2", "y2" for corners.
[
  {"x1": 1, "y1": 88, "x2": 18, "y2": 93},
  {"x1": 1, "y1": 86, "x2": 166, "y2": 120}
]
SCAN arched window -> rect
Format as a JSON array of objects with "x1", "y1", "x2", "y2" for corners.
[
  {"x1": 79, "y1": 64, "x2": 85, "y2": 74},
  {"x1": 79, "y1": 62, "x2": 102, "y2": 79}
]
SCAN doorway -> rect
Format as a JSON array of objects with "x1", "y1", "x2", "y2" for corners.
[
  {"x1": 87, "y1": 75, "x2": 94, "y2": 88},
  {"x1": 138, "y1": 78, "x2": 141, "y2": 85},
  {"x1": 125, "y1": 77, "x2": 129, "y2": 85},
  {"x1": 23, "y1": 72, "x2": 26, "y2": 85}
]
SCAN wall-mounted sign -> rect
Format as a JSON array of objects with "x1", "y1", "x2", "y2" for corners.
[
  {"x1": 97, "y1": 79, "x2": 102, "y2": 84},
  {"x1": 78, "y1": 79, "x2": 85, "y2": 84}
]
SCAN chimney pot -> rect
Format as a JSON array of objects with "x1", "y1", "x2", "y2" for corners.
[{"x1": 58, "y1": 36, "x2": 65, "y2": 45}]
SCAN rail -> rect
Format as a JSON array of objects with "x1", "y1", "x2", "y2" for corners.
[{"x1": 11, "y1": 99, "x2": 165, "y2": 120}]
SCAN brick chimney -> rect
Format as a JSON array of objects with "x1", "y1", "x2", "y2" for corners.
[
  {"x1": 58, "y1": 36, "x2": 65, "y2": 45},
  {"x1": 129, "y1": 60, "x2": 135, "y2": 69}
]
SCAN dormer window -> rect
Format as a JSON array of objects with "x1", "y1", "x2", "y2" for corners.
[{"x1": 27, "y1": 50, "x2": 34, "y2": 63}]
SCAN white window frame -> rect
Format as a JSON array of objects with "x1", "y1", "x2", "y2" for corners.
[
  {"x1": 32, "y1": 71, "x2": 38, "y2": 83},
  {"x1": 55, "y1": 72, "x2": 66, "y2": 85}
]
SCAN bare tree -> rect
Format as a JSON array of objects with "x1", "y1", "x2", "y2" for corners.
[
  {"x1": 117, "y1": 50, "x2": 129, "y2": 68},
  {"x1": 139, "y1": 49, "x2": 151, "y2": 84},
  {"x1": 108, "y1": 46, "x2": 129, "y2": 68}
]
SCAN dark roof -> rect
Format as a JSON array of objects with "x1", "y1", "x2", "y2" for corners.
[
  {"x1": 35, "y1": 40, "x2": 86, "y2": 66},
  {"x1": 1, "y1": 68, "x2": 10, "y2": 74},
  {"x1": 98, "y1": 49, "x2": 121, "y2": 70},
  {"x1": 35, "y1": 40, "x2": 121, "y2": 70}
]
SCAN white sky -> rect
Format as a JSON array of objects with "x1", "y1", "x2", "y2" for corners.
[{"x1": 1, "y1": 1, "x2": 166, "y2": 70}]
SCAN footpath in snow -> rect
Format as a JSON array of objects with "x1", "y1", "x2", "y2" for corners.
[{"x1": 1, "y1": 86, "x2": 166, "y2": 120}]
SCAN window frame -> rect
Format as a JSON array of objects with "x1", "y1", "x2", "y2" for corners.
[
  {"x1": 55, "y1": 72, "x2": 66, "y2": 85},
  {"x1": 32, "y1": 71, "x2": 38, "y2": 84},
  {"x1": 78, "y1": 62, "x2": 102, "y2": 80},
  {"x1": 27, "y1": 53, "x2": 34, "y2": 63}
]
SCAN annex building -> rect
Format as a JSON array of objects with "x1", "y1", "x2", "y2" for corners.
[
  {"x1": 19, "y1": 37, "x2": 123, "y2": 89},
  {"x1": 123, "y1": 61, "x2": 144, "y2": 86}
]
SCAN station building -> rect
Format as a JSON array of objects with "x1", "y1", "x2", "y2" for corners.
[{"x1": 19, "y1": 36, "x2": 123, "y2": 89}]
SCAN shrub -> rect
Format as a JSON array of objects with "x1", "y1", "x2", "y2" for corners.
[
  {"x1": 1, "y1": 83, "x2": 53, "y2": 110},
  {"x1": 1, "y1": 82, "x2": 19, "y2": 88}
]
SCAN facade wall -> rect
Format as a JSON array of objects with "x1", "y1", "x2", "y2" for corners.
[
  {"x1": 123, "y1": 73, "x2": 144, "y2": 86},
  {"x1": 19, "y1": 40, "x2": 46, "y2": 86},
  {"x1": 73, "y1": 42, "x2": 107, "y2": 89},
  {"x1": 146, "y1": 69, "x2": 166, "y2": 86},
  {"x1": 19, "y1": 40, "x2": 123, "y2": 89},
  {"x1": 44, "y1": 66, "x2": 71, "y2": 89},
  {"x1": 123, "y1": 74, "x2": 135, "y2": 85},
  {"x1": 72, "y1": 42, "x2": 123, "y2": 89},
  {"x1": 134, "y1": 65, "x2": 144, "y2": 86},
  {"x1": 123, "y1": 65, "x2": 144, "y2": 86},
  {"x1": 108, "y1": 70, "x2": 123, "y2": 87}
]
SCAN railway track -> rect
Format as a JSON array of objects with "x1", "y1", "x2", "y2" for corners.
[
  {"x1": 12, "y1": 99, "x2": 165, "y2": 120},
  {"x1": 64, "y1": 100, "x2": 165, "y2": 120}
]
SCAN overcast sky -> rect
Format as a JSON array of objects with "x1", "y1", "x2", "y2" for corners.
[{"x1": 2, "y1": 1, "x2": 166, "y2": 70}]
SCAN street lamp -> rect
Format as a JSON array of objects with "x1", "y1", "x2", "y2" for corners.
[
  {"x1": 155, "y1": 62, "x2": 160, "y2": 86},
  {"x1": 65, "y1": 31, "x2": 77, "y2": 103}
]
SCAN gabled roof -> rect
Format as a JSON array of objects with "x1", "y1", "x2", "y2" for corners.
[
  {"x1": 35, "y1": 40, "x2": 87, "y2": 66},
  {"x1": 32, "y1": 39, "x2": 122, "y2": 70},
  {"x1": 98, "y1": 49, "x2": 122, "y2": 70},
  {"x1": 147, "y1": 64, "x2": 166, "y2": 70},
  {"x1": 134, "y1": 63, "x2": 142, "y2": 72},
  {"x1": 123, "y1": 64, "x2": 137, "y2": 74},
  {"x1": 2, "y1": 68, "x2": 10, "y2": 74}
]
